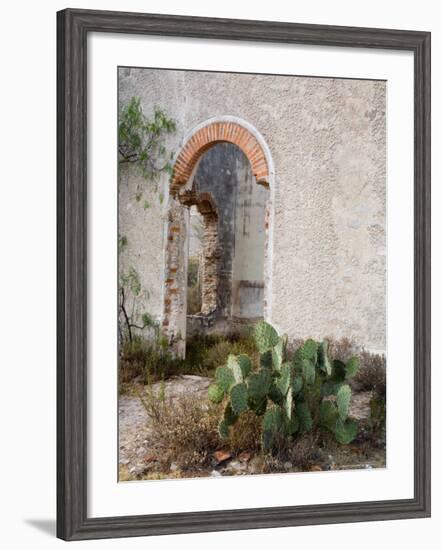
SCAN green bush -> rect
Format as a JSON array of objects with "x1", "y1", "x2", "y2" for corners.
[
  {"x1": 208, "y1": 321, "x2": 360, "y2": 451},
  {"x1": 119, "y1": 334, "x2": 182, "y2": 386}
]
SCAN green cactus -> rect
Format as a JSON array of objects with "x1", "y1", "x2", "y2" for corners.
[
  {"x1": 224, "y1": 403, "x2": 238, "y2": 426},
  {"x1": 336, "y1": 384, "x2": 352, "y2": 420},
  {"x1": 317, "y1": 339, "x2": 332, "y2": 376},
  {"x1": 302, "y1": 339, "x2": 318, "y2": 361},
  {"x1": 208, "y1": 383, "x2": 224, "y2": 404},
  {"x1": 254, "y1": 320, "x2": 279, "y2": 353},
  {"x1": 215, "y1": 365, "x2": 235, "y2": 393},
  {"x1": 227, "y1": 354, "x2": 244, "y2": 383},
  {"x1": 260, "y1": 350, "x2": 273, "y2": 370},
  {"x1": 275, "y1": 362, "x2": 292, "y2": 396},
  {"x1": 248, "y1": 368, "x2": 272, "y2": 401},
  {"x1": 218, "y1": 419, "x2": 230, "y2": 439},
  {"x1": 208, "y1": 322, "x2": 361, "y2": 450},
  {"x1": 238, "y1": 354, "x2": 252, "y2": 378},
  {"x1": 302, "y1": 358, "x2": 316, "y2": 386},
  {"x1": 320, "y1": 400, "x2": 338, "y2": 431},
  {"x1": 230, "y1": 383, "x2": 248, "y2": 415},
  {"x1": 296, "y1": 401, "x2": 313, "y2": 432},
  {"x1": 334, "y1": 418, "x2": 358, "y2": 444},
  {"x1": 345, "y1": 356, "x2": 359, "y2": 378},
  {"x1": 291, "y1": 372, "x2": 303, "y2": 395},
  {"x1": 330, "y1": 359, "x2": 347, "y2": 382},
  {"x1": 271, "y1": 336, "x2": 286, "y2": 371},
  {"x1": 262, "y1": 406, "x2": 284, "y2": 450}
]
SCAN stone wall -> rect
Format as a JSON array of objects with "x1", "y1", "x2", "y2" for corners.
[{"x1": 118, "y1": 68, "x2": 386, "y2": 352}]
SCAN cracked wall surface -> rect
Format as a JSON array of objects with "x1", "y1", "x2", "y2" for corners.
[{"x1": 118, "y1": 68, "x2": 386, "y2": 352}]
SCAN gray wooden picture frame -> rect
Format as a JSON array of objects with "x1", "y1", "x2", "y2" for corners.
[{"x1": 57, "y1": 8, "x2": 431, "y2": 541}]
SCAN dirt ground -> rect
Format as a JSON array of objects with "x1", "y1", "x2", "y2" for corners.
[{"x1": 119, "y1": 375, "x2": 385, "y2": 481}]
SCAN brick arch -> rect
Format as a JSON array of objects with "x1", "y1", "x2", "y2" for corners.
[{"x1": 171, "y1": 120, "x2": 270, "y2": 191}]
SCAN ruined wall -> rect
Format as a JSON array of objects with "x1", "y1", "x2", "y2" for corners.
[
  {"x1": 192, "y1": 143, "x2": 267, "y2": 319},
  {"x1": 118, "y1": 68, "x2": 386, "y2": 351}
]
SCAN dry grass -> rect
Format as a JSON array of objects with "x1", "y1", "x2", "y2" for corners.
[
  {"x1": 140, "y1": 390, "x2": 222, "y2": 471},
  {"x1": 228, "y1": 410, "x2": 263, "y2": 454},
  {"x1": 354, "y1": 350, "x2": 386, "y2": 398}
]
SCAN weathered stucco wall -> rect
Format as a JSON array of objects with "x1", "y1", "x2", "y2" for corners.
[{"x1": 118, "y1": 68, "x2": 386, "y2": 352}]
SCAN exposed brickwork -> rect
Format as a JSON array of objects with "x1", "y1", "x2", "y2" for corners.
[
  {"x1": 171, "y1": 122, "x2": 269, "y2": 193},
  {"x1": 163, "y1": 190, "x2": 221, "y2": 351},
  {"x1": 177, "y1": 190, "x2": 220, "y2": 316}
]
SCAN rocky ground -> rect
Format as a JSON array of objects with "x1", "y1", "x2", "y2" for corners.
[{"x1": 119, "y1": 375, "x2": 385, "y2": 481}]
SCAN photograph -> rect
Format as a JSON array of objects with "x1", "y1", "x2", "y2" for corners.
[{"x1": 117, "y1": 66, "x2": 387, "y2": 482}]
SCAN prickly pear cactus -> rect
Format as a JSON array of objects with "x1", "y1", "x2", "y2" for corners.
[
  {"x1": 336, "y1": 384, "x2": 352, "y2": 420},
  {"x1": 209, "y1": 321, "x2": 360, "y2": 447},
  {"x1": 254, "y1": 321, "x2": 279, "y2": 353}
]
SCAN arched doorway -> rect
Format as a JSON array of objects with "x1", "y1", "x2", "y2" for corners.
[{"x1": 163, "y1": 117, "x2": 274, "y2": 355}]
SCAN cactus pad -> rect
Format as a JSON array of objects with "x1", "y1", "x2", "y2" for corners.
[
  {"x1": 237, "y1": 354, "x2": 252, "y2": 378},
  {"x1": 318, "y1": 340, "x2": 332, "y2": 376},
  {"x1": 254, "y1": 320, "x2": 279, "y2": 353},
  {"x1": 302, "y1": 358, "x2": 316, "y2": 386},
  {"x1": 260, "y1": 350, "x2": 273, "y2": 370},
  {"x1": 302, "y1": 339, "x2": 318, "y2": 361},
  {"x1": 218, "y1": 419, "x2": 230, "y2": 439},
  {"x1": 227, "y1": 354, "x2": 244, "y2": 383},
  {"x1": 230, "y1": 383, "x2": 248, "y2": 414},
  {"x1": 331, "y1": 359, "x2": 347, "y2": 382},
  {"x1": 247, "y1": 369, "x2": 272, "y2": 401},
  {"x1": 275, "y1": 362, "x2": 292, "y2": 396},
  {"x1": 215, "y1": 365, "x2": 235, "y2": 392},
  {"x1": 333, "y1": 418, "x2": 358, "y2": 444},
  {"x1": 345, "y1": 356, "x2": 359, "y2": 378},
  {"x1": 208, "y1": 383, "x2": 224, "y2": 404},
  {"x1": 336, "y1": 384, "x2": 352, "y2": 420},
  {"x1": 319, "y1": 400, "x2": 338, "y2": 431},
  {"x1": 224, "y1": 403, "x2": 238, "y2": 426}
]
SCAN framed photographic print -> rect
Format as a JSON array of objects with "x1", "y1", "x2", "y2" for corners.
[{"x1": 57, "y1": 8, "x2": 431, "y2": 541}]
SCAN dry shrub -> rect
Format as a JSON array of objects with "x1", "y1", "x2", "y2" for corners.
[
  {"x1": 263, "y1": 431, "x2": 321, "y2": 473},
  {"x1": 119, "y1": 334, "x2": 182, "y2": 386},
  {"x1": 354, "y1": 350, "x2": 386, "y2": 398},
  {"x1": 327, "y1": 337, "x2": 356, "y2": 362},
  {"x1": 228, "y1": 410, "x2": 263, "y2": 454},
  {"x1": 140, "y1": 391, "x2": 221, "y2": 471}
]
